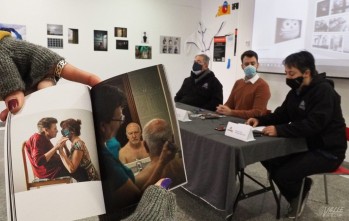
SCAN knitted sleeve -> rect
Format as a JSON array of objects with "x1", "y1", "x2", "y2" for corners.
[
  {"x1": 122, "y1": 185, "x2": 176, "y2": 221},
  {"x1": 0, "y1": 36, "x2": 64, "y2": 99}
]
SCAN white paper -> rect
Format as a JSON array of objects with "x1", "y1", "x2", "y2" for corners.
[
  {"x1": 225, "y1": 122, "x2": 255, "y2": 142},
  {"x1": 176, "y1": 108, "x2": 191, "y2": 122}
]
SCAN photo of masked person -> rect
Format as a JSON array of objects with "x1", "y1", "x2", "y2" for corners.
[
  {"x1": 58, "y1": 118, "x2": 100, "y2": 182},
  {"x1": 91, "y1": 84, "x2": 176, "y2": 218}
]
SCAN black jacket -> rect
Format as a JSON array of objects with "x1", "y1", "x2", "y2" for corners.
[
  {"x1": 257, "y1": 74, "x2": 347, "y2": 159},
  {"x1": 174, "y1": 70, "x2": 223, "y2": 111}
]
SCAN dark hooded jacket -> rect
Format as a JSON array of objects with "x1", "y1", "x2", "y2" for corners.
[
  {"x1": 174, "y1": 70, "x2": 223, "y2": 111},
  {"x1": 257, "y1": 74, "x2": 347, "y2": 160}
]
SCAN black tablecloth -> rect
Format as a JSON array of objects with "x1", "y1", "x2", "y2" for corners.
[{"x1": 177, "y1": 103, "x2": 308, "y2": 216}]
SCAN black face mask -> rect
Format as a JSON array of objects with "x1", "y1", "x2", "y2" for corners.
[
  {"x1": 192, "y1": 62, "x2": 203, "y2": 72},
  {"x1": 286, "y1": 76, "x2": 304, "y2": 90}
]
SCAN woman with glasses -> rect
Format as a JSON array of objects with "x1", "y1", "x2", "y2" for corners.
[
  {"x1": 92, "y1": 84, "x2": 176, "y2": 220},
  {"x1": 58, "y1": 118, "x2": 100, "y2": 182}
]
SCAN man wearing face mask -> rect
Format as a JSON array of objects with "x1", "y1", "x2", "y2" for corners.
[
  {"x1": 216, "y1": 50, "x2": 271, "y2": 119},
  {"x1": 174, "y1": 54, "x2": 223, "y2": 111},
  {"x1": 246, "y1": 51, "x2": 347, "y2": 219}
]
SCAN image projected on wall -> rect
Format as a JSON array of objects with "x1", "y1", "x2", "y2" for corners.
[{"x1": 252, "y1": 0, "x2": 349, "y2": 78}]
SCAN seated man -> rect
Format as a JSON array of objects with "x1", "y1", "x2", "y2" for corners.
[
  {"x1": 216, "y1": 50, "x2": 271, "y2": 119},
  {"x1": 119, "y1": 122, "x2": 149, "y2": 164},
  {"x1": 174, "y1": 54, "x2": 223, "y2": 111},
  {"x1": 25, "y1": 117, "x2": 70, "y2": 179},
  {"x1": 135, "y1": 119, "x2": 186, "y2": 189}
]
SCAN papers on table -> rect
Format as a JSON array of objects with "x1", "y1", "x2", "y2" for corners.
[{"x1": 176, "y1": 108, "x2": 191, "y2": 122}]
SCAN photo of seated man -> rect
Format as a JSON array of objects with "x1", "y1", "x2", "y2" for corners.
[
  {"x1": 119, "y1": 122, "x2": 149, "y2": 165},
  {"x1": 24, "y1": 117, "x2": 71, "y2": 180}
]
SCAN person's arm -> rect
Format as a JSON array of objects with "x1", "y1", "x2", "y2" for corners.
[
  {"x1": 58, "y1": 145, "x2": 84, "y2": 173},
  {"x1": 44, "y1": 137, "x2": 68, "y2": 162},
  {"x1": 139, "y1": 141, "x2": 177, "y2": 192},
  {"x1": 275, "y1": 83, "x2": 336, "y2": 138},
  {"x1": 174, "y1": 79, "x2": 186, "y2": 102},
  {"x1": 121, "y1": 180, "x2": 176, "y2": 221},
  {"x1": 203, "y1": 78, "x2": 223, "y2": 111}
]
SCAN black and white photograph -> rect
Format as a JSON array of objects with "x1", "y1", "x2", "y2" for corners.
[
  {"x1": 47, "y1": 38, "x2": 63, "y2": 49},
  {"x1": 275, "y1": 18, "x2": 302, "y2": 43},
  {"x1": 160, "y1": 36, "x2": 180, "y2": 54},
  {"x1": 47, "y1": 24, "x2": 63, "y2": 36}
]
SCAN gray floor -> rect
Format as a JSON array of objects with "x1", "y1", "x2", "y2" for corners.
[{"x1": 1, "y1": 129, "x2": 348, "y2": 221}]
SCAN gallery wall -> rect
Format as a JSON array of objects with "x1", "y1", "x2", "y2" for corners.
[{"x1": 1, "y1": 0, "x2": 201, "y2": 97}]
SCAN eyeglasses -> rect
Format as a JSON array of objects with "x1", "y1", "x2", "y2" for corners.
[{"x1": 111, "y1": 114, "x2": 125, "y2": 123}]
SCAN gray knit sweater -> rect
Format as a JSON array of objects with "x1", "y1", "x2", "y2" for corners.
[
  {"x1": 122, "y1": 185, "x2": 176, "y2": 221},
  {"x1": 0, "y1": 36, "x2": 63, "y2": 99}
]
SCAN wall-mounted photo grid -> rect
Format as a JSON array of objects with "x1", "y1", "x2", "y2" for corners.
[
  {"x1": 47, "y1": 24, "x2": 63, "y2": 49},
  {"x1": 160, "y1": 36, "x2": 181, "y2": 54},
  {"x1": 312, "y1": 0, "x2": 349, "y2": 53}
]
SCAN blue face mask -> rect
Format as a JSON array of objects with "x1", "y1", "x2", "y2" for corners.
[
  {"x1": 106, "y1": 137, "x2": 121, "y2": 159},
  {"x1": 61, "y1": 129, "x2": 70, "y2": 137},
  {"x1": 244, "y1": 65, "x2": 257, "y2": 78}
]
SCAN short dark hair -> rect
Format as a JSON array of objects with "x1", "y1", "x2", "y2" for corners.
[
  {"x1": 91, "y1": 84, "x2": 126, "y2": 125},
  {"x1": 282, "y1": 51, "x2": 317, "y2": 76},
  {"x1": 60, "y1": 119, "x2": 82, "y2": 136},
  {"x1": 241, "y1": 50, "x2": 258, "y2": 63},
  {"x1": 37, "y1": 117, "x2": 57, "y2": 134}
]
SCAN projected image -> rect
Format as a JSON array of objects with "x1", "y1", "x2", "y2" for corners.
[
  {"x1": 330, "y1": 35, "x2": 343, "y2": 51},
  {"x1": 252, "y1": 0, "x2": 349, "y2": 78},
  {"x1": 317, "y1": 0, "x2": 330, "y2": 17},
  {"x1": 314, "y1": 20, "x2": 329, "y2": 31},
  {"x1": 328, "y1": 16, "x2": 349, "y2": 31},
  {"x1": 275, "y1": 18, "x2": 302, "y2": 43},
  {"x1": 312, "y1": 35, "x2": 330, "y2": 49},
  {"x1": 331, "y1": 0, "x2": 349, "y2": 14}
]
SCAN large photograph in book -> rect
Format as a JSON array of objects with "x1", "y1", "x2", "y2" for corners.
[
  {"x1": 7, "y1": 85, "x2": 105, "y2": 221},
  {"x1": 91, "y1": 64, "x2": 187, "y2": 215}
]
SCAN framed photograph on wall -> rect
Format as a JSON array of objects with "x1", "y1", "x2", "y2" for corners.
[
  {"x1": 68, "y1": 28, "x2": 79, "y2": 44},
  {"x1": 114, "y1": 27, "x2": 127, "y2": 37},
  {"x1": 116, "y1": 40, "x2": 128, "y2": 50},
  {"x1": 160, "y1": 36, "x2": 180, "y2": 54},
  {"x1": 47, "y1": 24, "x2": 63, "y2": 36},
  {"x1": 0, "y1": 23, "x2": 26, "y2": 40},
  {"x1": 135, "y1": 45, "x2": 152, "y2": 59},
  {"x1": 47, "y1": 38, "x2": 63, "y2": 49},
  {"x1": 94, "y1": 30, "x2": 108, "y2": 51}
]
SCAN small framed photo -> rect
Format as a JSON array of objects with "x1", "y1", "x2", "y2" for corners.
[
  {"x1": 94, "y1": 30, "x2": 108, "y2": 51},
  {"x1": 116, "y1": 40, "x2": 128, "y2": 50},
  {"x1": 135, "y1": 45, "x2": 152, "y2": 59},
  {"x1": 115, "y1": 27, "x2": 127, "y2": 37},
  {"x1": 160, "y1": 36, "x2": 180, "y2": 54},
  {"x1": 47, "y1": 24, "x2": 63, "y2": 36}
]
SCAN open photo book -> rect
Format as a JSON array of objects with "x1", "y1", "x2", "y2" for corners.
[{"x1": 4, "y1": 65, "x2": 187, "y2": 221}]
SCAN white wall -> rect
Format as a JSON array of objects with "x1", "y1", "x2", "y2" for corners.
[{"x1": 1, "y1": 0, "x2": 201, "y2": 97}]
